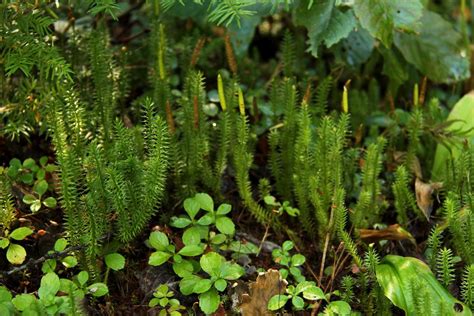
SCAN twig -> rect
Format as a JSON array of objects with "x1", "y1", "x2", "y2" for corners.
[{"x1": 0, "y1": 245, "x2": 83, "y2": 277}]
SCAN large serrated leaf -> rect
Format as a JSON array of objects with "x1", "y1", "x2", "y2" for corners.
[
  {"x1": 394, "y1": 11, "x2": 470, "y2": 83},
  {"x1": 376, "y1": 255, "x2": 472, "y2": 315},
  {"x1": 294, "y1": 0, "x2": 355, "y2": 57},
  {"x1": 354, "y1": 0, "x2": 423, "y2": 46}
]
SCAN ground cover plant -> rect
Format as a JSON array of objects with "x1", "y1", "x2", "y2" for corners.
[{"x1": 1, "y1": 0, "x2": 474, "y2": 315}]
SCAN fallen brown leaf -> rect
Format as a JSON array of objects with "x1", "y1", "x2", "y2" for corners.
[
  {"x1": 358, "y1": 224, "x2": 416, "y2": 245},
  {"x1": 240, "y1": 269, "x2": 287, "y2": 316},
  {"x1": 415, "y1": 178, "x2": 443, "y2": 221}
]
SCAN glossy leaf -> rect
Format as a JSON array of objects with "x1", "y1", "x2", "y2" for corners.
[
  {"x1": 294, "y1": 0, "x2": 356, "y2": 57},
  {"x1": 200, "y1": 252, "x2": 224, "y2": 277},
  {"x1": 432, "y1": 92, "x2": 474, "y2": 180},
  {"x1": 195, "y1": 193, "x2": 214, "y2": 212},
  {"x1": 149, "y1": 231, "x2": 169, "y2": 251},
  {"x1": 375, "y1": 255, "x2": 472, "y2": 315},
  {"x1": 394, "y1": 11, "x2": 470, "y2": 83},
  {"x1": 87, "y1": 283, "x2": 109, "y2": 297},
  {"x1": 268, "y1": 294, "x2": 289, "y2": 310},
  {"x1": 199, "y1": 288, "x2": 220, "y2": 314},
  {"x1": 105, "y1": 253, "x2": 125, "y2": 271},
  {"x1": 216, "y1": 216, "x2": 235, "y2": 235},
  {"x1": 149, "y1": 251, "x2": 172, "y2": 266},
  {"x1": 38, "y1": 272, "x2": 60, "y2": 300},
  {"x1": 9, "y1": 227, "x2": 33, "y2": 241},
  {"x1": 6, "y1": 244, "x2": 27, "y2": 264},
  {"x1": 354, "y1": 0, "x2": 423, "y2": 46}
]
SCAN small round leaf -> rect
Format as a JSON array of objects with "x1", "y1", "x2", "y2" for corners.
[
  {"x1": 43, "y1": 197, "x2": 57, "y2": 208},
  {"x1": 268, "y1": 294, "x2": 289, "y2": 310},
  {"x1": 87, "y1": 283, "x2": 109, "y2": 297},
  {"x1": 10, "y1": 227, "x2": 33, "y2": 241},
  {"x1": 105, "y1": 253, "x2": 125, "y2": 271},
  {"x1": 216, "y1": 216, "x2": 235, "y2": 235}
]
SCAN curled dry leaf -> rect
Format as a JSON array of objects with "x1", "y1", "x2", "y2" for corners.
[
  {"x1": 240, "y1": 269, "x2": 287, "y2": 316},
  {"x1": 358, "y1": 224, "x2": 416, "y2": 245},
  {"x1": 415, "y1": 178, "x2": 443, "y2": 221}
]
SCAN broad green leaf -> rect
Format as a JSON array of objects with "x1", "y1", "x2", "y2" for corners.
[
  {"x1": 42, "y1": 259, "x2": 56, "y2": 273},
  {"x1": 87, "y1": 283, "x2": 109, "y2": 297},
  {"x1": 39, "y1": 156, "x2": 48, "y2": 166},
  {"x1": 214, "y1": 279, "x2": 227, "y2": 292},
  {"x1": 35, "y1": 179, "x2": 49, "y2": 196},
  {"x1": 339, "y1": 27, "x2": 374, "y2": 66},
  {"x1": 54, "y1": 238, "x2": 67, "y2": 252},
  {"x1": 20, "y1": 173, "x2": 33, "y2": 185},
  {"x1": 197, "y1": 213, "x2": 214, "y2": 225},
  {"x1": 183, "y1": 197, "x2": 200, "y2": 220},
  {"x1": 216, "y1": 203, "x2": 232, "y2": 215},
  {"x1": 195, "y1": 193, "x2": 214, "y2": 212},
  {"x1": 180, "y1": 275, "x2": 202, "y2": 295},
  {"x1": 303, "y1": 286, "x2": 326, "y2": 301},
  {"x1": 292, "y1": 295, "x2": 305, "y2": 310},
  {"x1": 182, "y1": 227, "x2": 201, "y2": 246},
  {"x1": 200, "y1": 252, "x2": 224, "y2": 277},
  {"x1": 77, "y1": 271, "x2": 89, "y2": 286},
  {"x1": 216, "y1": 216, "x2": 235, "y2": 235},
  {"x1": 9, "y1": 158, "x2": 21, "y2": 170},
  {"x1": 10, "y1": 227, "x2": 33, "y2": 240},
  {"x1": 268, "y1": 294, "x2": 289, "y2": 310},
  {"x1": 61, "y1": 255, "x2": 78, "y2": 268},
  {"x1": 353, "y1": 0, "x2": 423, "y2": 46},
  {"x1": 149, "y1": 231, "x2": 169, "y2": 251},
  {"x1": 375, "y1": 255, "x2": 472, "y2": 315},
  {"x1": 173, "y1": 259, "x2": 194, "y2": 277},
  {"x1": 226, "y1": 241, "x2": 259, "y2": 254},
  {"x1": 295, "y1": 281, "x2": 315, "y2": 294},
  {"x1": 193, "y1": 279, "x2": 213, "y2": 294},
  {"x1": 12, "y1": 294, "x2": 35, "y2": 311},
  {"x1": 31, "y1": 200, "x2": 41, "y2": 213},
  {"x1": 38, "y1": 272, "x2": 60, "y2": 300},
  {"x1": 294, "y1": 0, "x2": 356, "y2": 57},
  {"x1": 22, "y1": 194, "x2": 36, "y2": 205},
  {"x1": 291, "y1": 254, "x2": 306, "y2": 267},
  {"x1": 324, "y1": 300, "x2": 351, "y2": 315},
  {"x1": 43, "y1": 197, "x2": 57, "y2": 208},
  {"x1": 282, "y1": 240, "x2": 294, "y2": 251},
  {"x1": 6, "y1": 244, "x2": 27, "y2": 264},
  {"x1": 0, "y1": 238, "x2": 10, "y2": 249},
  {"x1": 177, "y1": 245, "x2": 203, "y2": 257},
  {"x1": 199, "y1": 288, "x2": 220, "y2": 314},
  {"x1": 0, "y1": 286, "x2": 12, "y2": 302},
  {"x1": 380, "y1": 47, "x2": 409, "y2": 90},
  {"x1": 59, "y1": 278, "x2": 77, "y2": 294},
  {"x1": 105, "y1": 253, "x2": 125, "y2": 271},
  {"x1": 149, "y1": 251, "x2": 172, "y2": 266},
  {"x1": 170, "y1": 216, "x2": 192, "y2": 228},
  {"x1": 23, "y1": 158, "x2": 36, "y2": 169},
  {"x1": 210, "y1": 234, "x2": 227, "y2": 245},
  {"x1": 394, "y1": 11, "x2": 470, "y2": 83},
  {"x1": 36, "y1": 169, "x2": 46, "y2": 180},
  {"x1": 432, "y1": 92, "x2": 474, "y2": 180},
  {"x1": 221, "y1": 262, "x2": 244, "y2": 280}
]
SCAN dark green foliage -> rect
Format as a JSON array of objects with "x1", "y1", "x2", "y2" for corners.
[
  {"x1": 352, "y1": 137, "x2": 386, "y2": 228},
  {"x1": 88, "y1": 27, "x2": 116, "y2": 145},
  {"x1": 462, "y1": 264, "x2": 474, "y2": 309},
  {"x1": 392, "y1": 165, "x2": 417, "y2": 223},
  {"x1": 436, "y1": 247, "x2": 455, "y2": 288}
]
